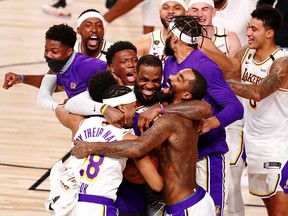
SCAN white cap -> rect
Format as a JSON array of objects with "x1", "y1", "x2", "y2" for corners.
[
  {"x1": 188, "y1": 0, "x2": 215, "y2": 8},
  {"x1": 160, "y1": 0, "x2": 187, "y2": 10}
]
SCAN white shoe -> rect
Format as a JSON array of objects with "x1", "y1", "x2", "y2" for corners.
[{"x1": 41, "y1": 0, "x2": 71, "y2": 17}]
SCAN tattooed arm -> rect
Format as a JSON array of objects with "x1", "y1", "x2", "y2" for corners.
[
  {"x1": 227, "y1": 56, "x2": 288, "y2": 101},
  {"x1": 223, "y1": 45, "x2": 248, "y2": 81},
  {"x1": 138, "y1": 100, "x2": 212, "y2": 133},
  {"x1": 72, "y1": 114, "x2": 174, "y2": 158}
]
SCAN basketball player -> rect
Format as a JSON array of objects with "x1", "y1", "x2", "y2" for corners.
[
  {"x1": 156, "y1": 15, "x2": 243, "y2": 216},
  {"x1": 186, "y1": 1, "x2": 243, "y2": 215},
  {"x1": 48, "y1": 83, "x2": 163, "y2": 215},
  {"x1": 224, "y1": 5, "x2": 288, "y2": 216},
  {"x1": 212, "y1": 0, "x2": 258, "y2": 46},
  {"x1": 187, "y1": 0, "x2": 241, "y2": 58},
  {"x1": 133, "y1": 0, "x2": 232, "y2": 73},
  {"x1": 2, "y1": 9, "x2": 111, "y2": 90},
  {"x1": 72, "y1": 68, "x2": 216, "y2": 216},
  {"x1": 132, "y1": 0, "x2": 187, "y2": 63}
]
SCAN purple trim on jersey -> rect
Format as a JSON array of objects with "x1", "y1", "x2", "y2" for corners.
[
  {"x1": 165, "y1": 186, "x2": 206, "y2": 214},
  {"x1": 280, "y1": 161, "x2": 288, "y2": 194},
  {"x1": 163, "y1": 49, "x2": 244, "y2": 157},
  {"x1": 207, "y1": 154, "x2": 225, "y2": 216},
  {"x1": 57, "y1": 52, "x2": 107, "y2": 98},
  {"x1": 78, "y1": 194, "x2": 114, "y2": 205}
]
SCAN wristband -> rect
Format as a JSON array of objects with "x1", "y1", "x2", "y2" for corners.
[
  {"x1": 19, "y1": 74, "x2": 24, "y2": 83},
  {"x1": 159, "y1": 104, "x2": 164, "y2": 115},
  {"x1": 101, "y1": 104, "x2": 109, "y2": 115}
]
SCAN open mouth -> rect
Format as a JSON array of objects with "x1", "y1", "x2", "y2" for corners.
[
  {"x1": 141, "y1": 89, "x2": 155, "y2": 98},
  {"x1": 126, "y1": 72, "x2": 136, "y2": 83},
  {"x1": 88, "y1": 35, "x2": 99, "y2": 47},
  {"x1": 162, "y1": 80, "x2": 172, "y2": 94},
  {"x1": 166, "y1": 15, "x2": 174, "y2": 22}
]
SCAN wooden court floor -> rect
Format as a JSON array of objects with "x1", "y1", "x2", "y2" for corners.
[{"x1": 0, "y1": 0, "x2": 267, "y2": 215}]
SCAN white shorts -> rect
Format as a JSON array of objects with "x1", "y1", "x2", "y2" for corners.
[
  {"x1": 71, "y1": 194, "x2": 118, "y2": 216},
  {"x1": 225, "y1": 125, "x2": 245, "y2": 166},
  {"x1": 248, "y1": 161, "x2": 288, "y2": 198},
  {"x1": 196, "y1": 153, "x2": 229, "y2": 216}
]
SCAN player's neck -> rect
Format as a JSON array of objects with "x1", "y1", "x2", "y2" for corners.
[
  {"x1": 162, "y1": 27, "x2": 169, "y2": 42},
  {"x1": 175, "y1": 45, "x2": 195, "y2": 64},
  {"x1": 254, "y1": 44, "x2": 278, "y2": 62},
  {"x1": 81, "y1": 42, "x2": 103, "y2": 58},
  {"x1": 203, "y1": 25, "x2": 215, "y2": 40}
]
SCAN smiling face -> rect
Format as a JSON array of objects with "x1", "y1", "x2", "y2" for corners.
[
  {"x1": 110, "y1": 49, "x2": 138, "y2": 86},
  {"x1": 246, "y1": 18, "x2": 270, "y2": 49},
  {"x1": 187, "y1": 2, "x2": 215, "y2": 26},
  {"x1": 134, "y1": 64, "x2": 162, "y2": 106},
  {"x1": 163, "y1": 69, "x2": 196, "y2": 104},
  {"x1": 77, "y1": 17, "x2": 104, "y2": 54},
  {"x1": 160, "y1": 1, "x2": 186, "y2": 29}
]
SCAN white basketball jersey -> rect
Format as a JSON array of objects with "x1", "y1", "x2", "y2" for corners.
[
  {"x1": 149, "y1": 29, "x2": 167, "y2": 64},
  {"x1": 74, "y1": 40, "x2": 113, "y2": 61},
  {"x1": 241, "y1": 48, "x2": 288, "y2": 173},
  {"x1": 213, "y1": 26, "x2": 229, "y2": 57},
  {"x1": 72, "y1": 116, "x2": 132, "y2": 201}
]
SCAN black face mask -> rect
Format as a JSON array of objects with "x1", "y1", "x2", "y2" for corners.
[{"x1": 44, "y1": 55, "x2": 71, "y2": 72}]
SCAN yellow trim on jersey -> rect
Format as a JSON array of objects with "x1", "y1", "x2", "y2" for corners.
[
  {"x1": 230, "y1": 130, "x2": 244, "y2": 166},
  {"x1": 249, "y1": 174, "x2": 280, "y2": 198}
]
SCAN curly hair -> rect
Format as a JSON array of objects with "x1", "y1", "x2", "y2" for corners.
[
  {"x1": 105, "y1": 41, "x2": 137, "y2": 65},
  {"x1": 88, "y1": 71, "x2": 118, "y2": 102},
  {"x1": 251, "y1": 5, "x2": 283, "y2": 32},
  {"x1": 45, "y1": 23, "x2": 77, "y2": 48}
]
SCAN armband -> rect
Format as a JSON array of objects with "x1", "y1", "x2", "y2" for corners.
[
  {"x1": 101, "y1": 104, "x2": 109, "y2": 115},
  {"x1": 19, "y1": 74, "x2": 24, "y2": 83}
]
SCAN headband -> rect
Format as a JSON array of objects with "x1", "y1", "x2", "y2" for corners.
[
  {"x1": 77, "y1": 11, "x2": 106, "y2": 28},
  {"x1": 188, "y1": 0, "x2": 215, "y2": 8},
  {"x1": 160, "y1": 0, "x2": 187, "y2": 10},
  {"x1": 169, "y1": 20, "x2": 200, "y2": 44},
  {"x1": 103, "y1": 91, "x2": 136, "y2": 107}
]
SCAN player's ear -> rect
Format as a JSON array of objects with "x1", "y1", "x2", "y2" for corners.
[
  {"x1": 77, "y1": 27, "x2": 81, "y2": 35},
  {"x1": 118, "y1": 104, "x2": 125, "y2": 113},
  {"x1": 67, "y1": 47, "x2": 74, "y2": 56},
  {"x1": 182, "y1": 91, "x2": 192, "y2": 100},
  {"x1": 266, "y1": 29, "x2": 274, "y2": 39}
]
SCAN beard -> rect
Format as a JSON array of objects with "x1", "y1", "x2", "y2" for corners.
[
  {"x1": 164, "y1": 36, "x2": 174, "y2": 56},
  {"x1": 157, "y1": 90, "x2": 175, "y2": 104},
  {"x1": 160, "y1": 17, "x2": 169, "y2": 29},
  {"x1": 134, "y1": 84, "x2": 161, "y2": 106}
]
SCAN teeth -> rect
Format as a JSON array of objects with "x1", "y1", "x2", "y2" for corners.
[
  {"x1": 143, "y1": 89, "x2": 154, "y2": 96},
  {"x1": 90, "y1": 36, "x2": 98, "y2": 39}
]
